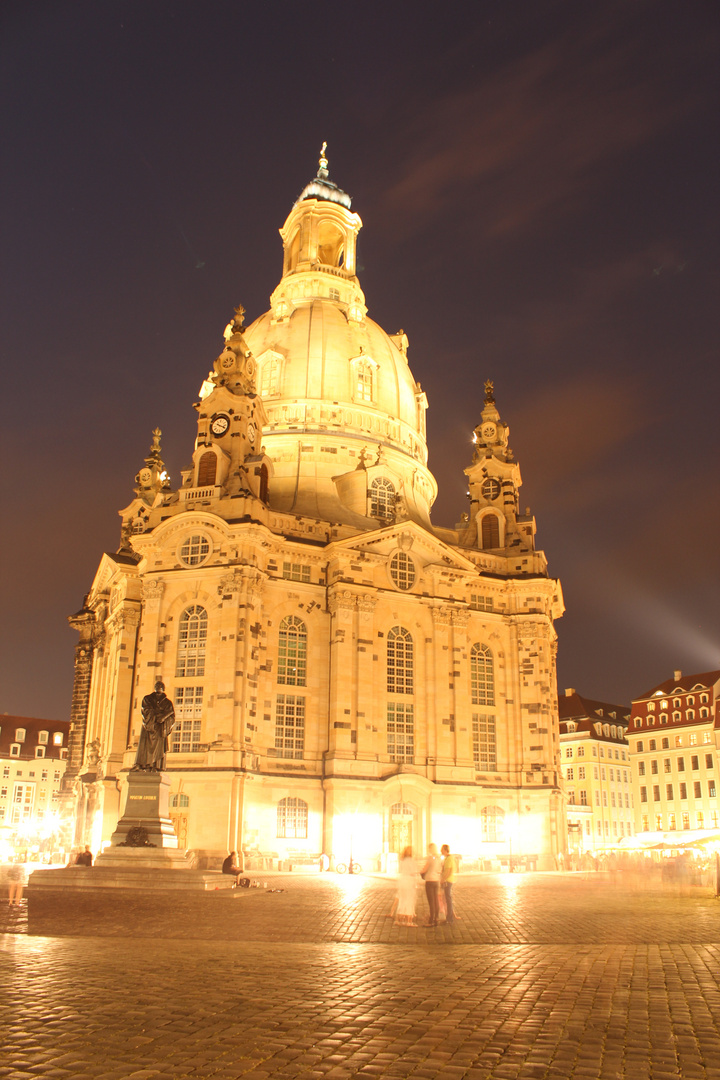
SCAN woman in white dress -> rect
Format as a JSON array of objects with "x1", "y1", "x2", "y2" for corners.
[{"x1": 395, "y1": 846, "x2": 418, "y2": 925}]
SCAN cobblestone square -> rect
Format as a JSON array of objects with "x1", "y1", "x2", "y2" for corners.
[{"x1": 2, "y1": 873, "x2": 720, "y2": 1079}]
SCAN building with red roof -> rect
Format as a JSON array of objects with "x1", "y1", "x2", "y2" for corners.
[
  {"x1": 628, "y1": 670, "x2": 720, "y2": 836},
  {"x1": 558, "y1": 690, "x2": 632, "y2": 853}
]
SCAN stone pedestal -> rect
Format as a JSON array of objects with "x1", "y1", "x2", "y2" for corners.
[
  {"x1": 94, "y1": 769, "x2": 188, "y2": 869},
  {"x1": 28, "y1": 770, "x2": 235, "y2": 895}
]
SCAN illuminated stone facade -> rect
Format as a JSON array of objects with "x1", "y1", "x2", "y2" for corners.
[
  {"x1": 0, "y1": 716, "x2": 69, "y2": 855},
  {"x1": 66, "y1": 152, "x2": 565, "y2": 870},
  {"x1": 558, "y1": 691, "x2": 633, "y2": 853},
  {"x1": 628, "y1": 670, "x2": 720, "y2": 837}
]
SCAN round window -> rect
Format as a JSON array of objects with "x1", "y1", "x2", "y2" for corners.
[
  {"x1": 389, "y1": 551, "x2": 416, "y2": 591},
  {"x1": 481, "y1": 478, "x2": 501, "y2": 501},
  {"x1": 178, "y1": 533, "x2": 211, "y2": 567}
]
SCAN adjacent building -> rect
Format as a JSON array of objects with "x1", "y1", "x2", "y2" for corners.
[
  {"x1": 558, "y1": 690, "x2": 633, "y2": 852},
  {"x1": 61, "y1": 150, "x2": 566, "y2": 870},
  {"x1": 0, "y1": 715, "x2": 70, "y2": 856},
  {"x1": 628, "y1": 669, "x2": 720, "y2": 836}
]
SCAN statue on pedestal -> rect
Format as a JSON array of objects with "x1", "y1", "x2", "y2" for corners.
[{"x1": 132, "y1": 680, "x2": 176, "y2": 771}]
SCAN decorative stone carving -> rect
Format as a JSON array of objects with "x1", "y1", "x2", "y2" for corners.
[
  {"x1": 431, "y1": 606, "x2": 453, "y2": 628},
  {"x1": 142, "y1": 577, "x2": 166, "y2": 612},
  {"x1": 328, "y1": 589, "x2": 356, "y2": 616}
]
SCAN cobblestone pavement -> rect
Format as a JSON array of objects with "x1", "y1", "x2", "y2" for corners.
[{"x1": 2, "y1": 873, "x2": 720, "y2": 1079}]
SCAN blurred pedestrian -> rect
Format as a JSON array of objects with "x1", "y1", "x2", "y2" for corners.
[
  {"x1": 75, "y1": 846, "x2": 93, "y2": 866},
  {"x1": 421, "y1": 843, "x2": 442, "y2": 926},
  {"x1": 440, "y1": 844, "x2": 457, "y2": 924},
  {"x1": 7, "y1": 861, "x2": 25, "y2": 906},
  {"x1": 394, "y1": 846, "x2": 418, "y2": 925}
]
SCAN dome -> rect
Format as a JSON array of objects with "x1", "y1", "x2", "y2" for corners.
[
  {"x1": 240, "y1": 157, "x2": 437, "y2": 530},
  {"x1": 245, "y1": 300, "x2": 427, "y2": 463}
]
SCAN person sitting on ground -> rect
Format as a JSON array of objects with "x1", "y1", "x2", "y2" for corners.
[
  {"x1": 75, "y1": 846, "x2": 93, "y2": 867},
  {"x1": 222, "y1": 850, "x2": 244, "y2": 885}
]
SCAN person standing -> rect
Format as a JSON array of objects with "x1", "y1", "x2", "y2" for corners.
[
  {"x1": 7, "y1": 861, "x2": 26, "y2": 906},
  {"x1": 421, "y1": 843, "x2": 442, "y2": 926},
  {"x1": 440, "y1": 844, "x2": 457, "y2": 924},
  {"x1": 75, "y1": 846, "x2": 93, "y2": 867},
  {"x1": 394, "y1": 846, "x2": 418, "y2": 925}
]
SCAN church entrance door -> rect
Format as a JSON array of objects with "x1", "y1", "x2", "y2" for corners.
[{"x1": 389, "y1": 801, "x2": 415, "y2": 854}]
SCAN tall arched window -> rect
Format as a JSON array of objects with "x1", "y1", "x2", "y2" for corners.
[
  {"x1": 355, "y1": 361, "x2": 374, "y2": 402},
  {"x1": 197, "y1": 451, "x2": 217, "y2": 487},
  {"x1": 387, "y1": 627, "x2": 413, "y2": 694},
  {"x1": 277, "y1": 796, "x2": 308, "y2": 838},
  {"x1": 370, "y1": 477, "x2": 395, "y2": 520},
  {"x1": 176, "y1": 606, "x2": 208, "y2": 677},
  {"x1": 277, "y1": 616, "x2": 307, "y2": 686},
  {"x1": 260, "y1": 355, "x2": 280, "y2": 397},
  {"x1": 471, "y1": 644, "x2": 495, "y2": 706},
  {"x1": 481, "y1": 514, "x2": 500, "y2": 549},
  {"x1": 481, "y1": 806, "x2": 505, "y2": 843}
]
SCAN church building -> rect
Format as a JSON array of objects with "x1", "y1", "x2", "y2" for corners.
[{"x1": 61, "y1": 149, "x2": 566, "y2": 871}]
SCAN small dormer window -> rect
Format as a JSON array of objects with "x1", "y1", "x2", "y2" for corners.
[
  {"x1": 647, "y1": 702, "x2": 655, "y2": 712},
  {"x1": 661, "y1": 699, "x2": 668, "y2": 710},
  {"x1": 53, "y1": 732, "x2": 63, "y2": 747},
  {"x1": 35, "y1": 747, "x2": 45, "y2": 759},
  {"x1": 700, "y1": 694, "x2": 708, "y2": 704},
  {"x1": 15, "y1": 728, "x2": 26, "y2": 743},
  {"x1": 38, "y1": 731, "x2": 49, "y2": 745},
  {"x1": 329, "y1": 287, "x2": 340, "y2": 301}
]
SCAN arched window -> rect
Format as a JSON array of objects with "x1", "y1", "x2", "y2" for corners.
[
  {"x1": 260, "y1": 355, "x2": 280, "y2": 397},
  {"x1": 387, "y1": 627, "x2": 413, "y2": 694},
  {"x1": 370, "y1": 477, "x2": 395, "y2": 520},
  {"x1": 481, "y1": 514, "x2": 500, "y2": 549},
  {"x1": 277, "y1": 616, "x2": 307, "y2": 686},
  {"x1": 197, "y1": 451, "x2": 217, "y2": 487},
  {"x1": 277, "y1": 796, "x2": 308, "y2": 839},
  {"x1": 480, "y1": 806, "x2": 505, "y2": 843},
  {"x1": 170, "y1": 793, "x2": 190, "y2": 809},
  {"x1": 471, "y1": 644, "x2": 495, "y2": 706},
  {"x1": 355, "y1": 361, "x2": 374, "y2": 402},
  {"x1": 317, "y1": 221, "x2": 344, "y2": 267},
  {"x1": 176, "y1": 606, "x2": 208, "y2": 677}
]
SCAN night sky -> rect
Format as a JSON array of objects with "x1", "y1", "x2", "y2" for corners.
[{"x1": 2, "y1": 1, "x2": 718, "y2": 721}]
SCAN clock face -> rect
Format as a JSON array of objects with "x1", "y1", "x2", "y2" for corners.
[
  {"x1": 247, "y1": 423, "x2": 256, "y2": 443},
  {"x1": 245, "y1": 357, "x2": 256, "y2": 379},
  {"x1": 481, "y1": 478, "x2": 501, "y2": 501},
  {"x1": 210, "y1": 414, "x2": 230, "y2": 437},
  {"x1": 221, "y1": 354, "x2": 235, "y2": 370},
  {"x1": 481, "y1": 423, "x2": 496, "y2": 441},
  {"x1": 138, "y1": 468, "x2": 152, "y2": 485}
]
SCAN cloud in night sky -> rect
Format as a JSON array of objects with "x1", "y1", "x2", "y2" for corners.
[{"x1": 375, "y1": 8, "x2": 706, "y2": 243}]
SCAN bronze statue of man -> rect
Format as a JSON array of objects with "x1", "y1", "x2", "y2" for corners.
[{"x1": 133, "y1": 680, "x2": 176, "y2": 771}]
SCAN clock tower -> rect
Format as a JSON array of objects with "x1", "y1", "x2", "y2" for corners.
[
  {"x1": 462, "y1": 380, "x2": 537, "y2": 555},
  {"x1": 182, "y1": 305, "x2": 273, "y2": 500}
]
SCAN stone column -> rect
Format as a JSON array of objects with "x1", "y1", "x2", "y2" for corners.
[
  {"x1": 326, "y1": 588, "x2": 357, "y2": 767},
  {"x1": 59, "y1": 601, "x2": 102, "y2": 849}
]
